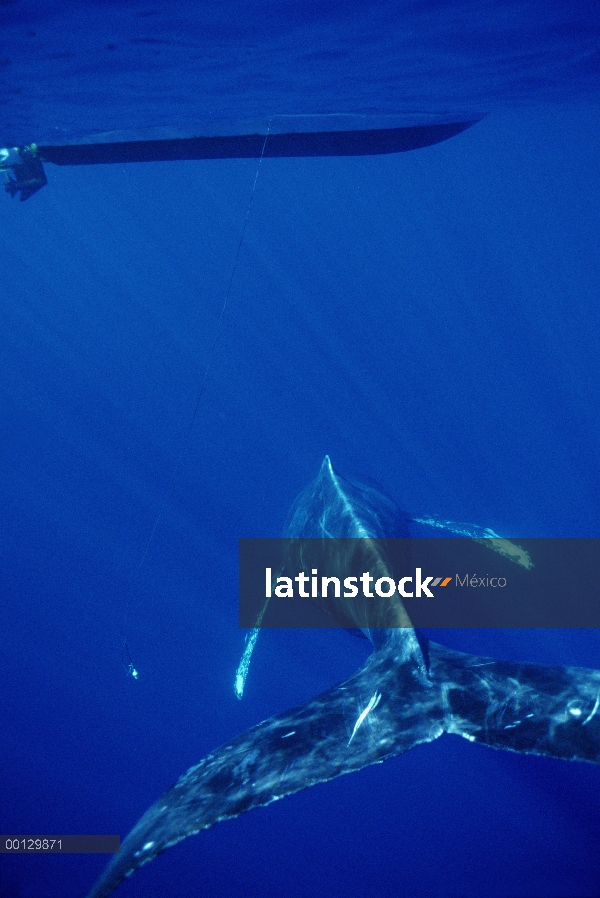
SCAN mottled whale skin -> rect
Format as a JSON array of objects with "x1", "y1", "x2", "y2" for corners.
[{"x1": 86, "y1": 457, "x2": 600, "y2": 898}]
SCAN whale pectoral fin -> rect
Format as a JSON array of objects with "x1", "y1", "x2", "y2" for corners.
[
  {"x1": 431, "y1": 642, "x2": 600, "y2": 764},
  {"x1": 86, "y1": 645, "x2": 444, "y2": 898}
]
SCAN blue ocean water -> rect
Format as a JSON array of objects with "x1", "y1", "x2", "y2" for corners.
[{"x1": 1, "y1": 2, "x2": 600, "y2": 897}]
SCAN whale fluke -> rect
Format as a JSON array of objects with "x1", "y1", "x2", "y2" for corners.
[{"x1": 86, "y1": 457, "x2": 600, "y2": 897}]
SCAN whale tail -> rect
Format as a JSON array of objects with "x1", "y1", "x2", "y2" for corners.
[
  {"x1": 86, "y1": 629, "x2": 600, "y2": 898},
  {"x1": 85, "y1": 457, "x2": 600, "y2": 897}
]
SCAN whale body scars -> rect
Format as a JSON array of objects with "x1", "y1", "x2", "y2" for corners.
[{"x1": 86, "y1": 457, "x2": 600, "y2": 898}]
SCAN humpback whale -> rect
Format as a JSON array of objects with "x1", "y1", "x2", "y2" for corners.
[{"x1": 86, "y1": 456, "x2": 600, "y2": 898}]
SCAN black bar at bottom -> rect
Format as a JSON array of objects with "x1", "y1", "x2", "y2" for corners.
[{"x1": 0, "y1": 835, "x2": 120, "y2": 853}]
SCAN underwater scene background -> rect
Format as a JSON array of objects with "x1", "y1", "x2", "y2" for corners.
[{"x1": 1, "y1": 1, "x2": 600, "y2": 896}]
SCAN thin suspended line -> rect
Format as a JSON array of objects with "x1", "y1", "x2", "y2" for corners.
[{"x1": 122, "y1": 120, "x2": 273, "y2": 676}]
